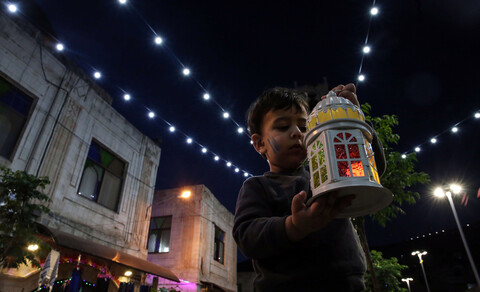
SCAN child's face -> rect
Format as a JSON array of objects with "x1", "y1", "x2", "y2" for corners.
[{"x1": 252, "y1": 106, "x2": 308, "y2": 173}]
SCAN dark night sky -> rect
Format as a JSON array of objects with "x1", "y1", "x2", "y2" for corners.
[{"x1": 19, "y1": 0, "x2": 480, "y2": 249}]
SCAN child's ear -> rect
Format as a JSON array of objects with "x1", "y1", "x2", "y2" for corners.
[{"x1": 251, "y1": 134, "x2": 267, "y2": 157}]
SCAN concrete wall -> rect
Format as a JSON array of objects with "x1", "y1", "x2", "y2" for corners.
[
  {"x1": 148, "y1": 185, "x2": 237, "y2": 292},
  {"x1": 0, "y1": 10, "x2": 160, "y2": 259}
]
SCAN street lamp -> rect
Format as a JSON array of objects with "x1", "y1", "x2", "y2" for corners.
[
  {"x1": 412, "y1": 250, "x2": 430, "y2": 292},
  {"x1": 434, "y1": 184, "x2": 480, "y2": 287},
  {"x1": 401, "y1": 278, "x2": 413, "y2": 292}
]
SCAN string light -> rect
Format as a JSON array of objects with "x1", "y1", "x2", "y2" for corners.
[
  {"x1": 154, "y1": 36, "x2": 163, "y2": 45},
  {"x1": 223, "y1": 112, "x2": 229, "y2": 119},
  {"x1": 182, "y1": 68, "x2": 190, "y2": 76},
  {"x1": 370, "y1": 7, "x2": 379, "y2": 15},
  {"x1": 186, "y1": 138, "x2": 193, "y2": 144},
  {"x1": 118, "y1": 0, "x2": 127, "y2": 4},
  {"x1": 201, "y1": 147, "x2": 207, "y2": 153},
  {"x1": 169, "y1": 126, "x2": 175, "y2": 132},
  {"x1": 475, "y1": 112, "x2": 480, "y2": 119},
  {"x1": 226, "y1": 162, "x2": 232, "y2": 167},
  {"x1": 123, "y1": 94, "x2": 131, "y2": 101},
  {"x1": 415, "y1": 147, "x2": 421, "y2": 152},
  {"x1": 237, "y1": 127, "x2": 244, "y2": 134},
  {"x1": 148, "y1": 111, "x2": 155, "y2": 118},
  {"x1": 55, "y1": 43, "x2": 64, "y2": 51},
  {"x1": 93, "y1": 71, "x2": 101, "y2": 79},
  {"x1": 214, "y1": 156, "x2": 219, "y2": 161},
  {"x1": 401, "y1": 154, "x2": 407, "y2": 159},
  {"x1": 430, "y1": 138, "x2": 437, "y2": 144},
  {"x1": 362, "y1": 46, "x2": 371, "y2": 54},
  {"x1": 244, "y1": 172, "x2": 248, "y2": 177},
  {"x1": 235, "y1": 168, "x2": 239, "y2": 172},
  {"x1": 7, "y1": 3, "x2": 18, "y2": 13},
  {"x1": 203, "y1": 93, "x2": 210, "y2": 100},
  {"x1": 451, "y1": 126, "x2": 458, "y2": 133},
  {"x1": 358, "y1": 74, "x2": 365, "y2": 82}
]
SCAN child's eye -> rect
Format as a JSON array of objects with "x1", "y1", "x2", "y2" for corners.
[
  {"x1": 276, "y1": 126, "x2": 289, "y2": 131},
  {"x1": 299, "y1": 126, "x2": 307, "y2": 133}
]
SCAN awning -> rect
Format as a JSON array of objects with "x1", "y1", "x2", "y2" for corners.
[{"x1": 42, "y1": 226, "x2": 179, "y2": 282}]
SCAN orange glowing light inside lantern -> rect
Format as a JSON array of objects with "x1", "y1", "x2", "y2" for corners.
[{"x1": 180, "y1": 190, "x2": 191, "y2": 199}]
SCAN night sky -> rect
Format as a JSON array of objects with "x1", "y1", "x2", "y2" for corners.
[{"x1": 16, "y1": 0, "x2": 480, "y2": 249}]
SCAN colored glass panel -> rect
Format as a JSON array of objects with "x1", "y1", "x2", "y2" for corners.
[
  {"x1": 312, "y1": 142, "x2": 316, "y2": 150},
  {"x1": 337, "y1": 133, "x2": 344, "y2": 140},
  {"x1": 346, "y1": 108, "x2": 360, "y2": 120},
  {"x1": 351, "y1": 161, "x2": 365, "y2": 177},
  {"x1": 345, "y1": 132, "x2": 351, "y2": 140},
  {"x1": 350, "y1": 137, "x2": 357, "y2": 142},
  {"x1": 311, "y1": 154, "x2": 318, "y2": 171},
  {"x1": 317, "y1": 112, "x2": 331, "y2": 124},
  {"x1": 319, "y1": 148, "x2": 325, "y2": 165},
  {"x1": 316, "y1": 140, "x2": 321, "y2": 148},
  {"x1": 348, "y1": 144, "x2": 361, "y2": 158},
  {"x1": 337, "y1": 161, "x2": 350, "y2": 177},
  {"x1": 331, "y1": 108, "x2": 348, "y2": 119},
  {"x1": 313, "y1": 171, "x2": 320, "y2": 188},
  {"x1": 335, "y1": 145, "x2": 347, "y2": 159},
  {"x1": 320, "y1": 165, "x2": 328, "y2": 183}
]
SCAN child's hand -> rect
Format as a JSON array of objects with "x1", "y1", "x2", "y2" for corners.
[
  {"x1": 322, "y1": 83, "x2": 359, "y2": 107},
  {"x1": 285, "y1": 191, "x2": 355, "y2": 242}
]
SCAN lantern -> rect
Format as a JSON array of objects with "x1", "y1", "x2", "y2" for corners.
[{"x1": 304, "y1": 91, "x2": 392, "y2": 217}]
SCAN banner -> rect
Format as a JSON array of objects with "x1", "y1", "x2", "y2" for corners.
[{"x1": 38, "y1": 249, "x2": 60, "y2": 290}]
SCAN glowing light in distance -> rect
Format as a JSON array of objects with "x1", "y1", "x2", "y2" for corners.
[
  {"x1": 203, "y1": 93, "x2": 210, "y2": 100},
  {"x1": 148, "y1": 111, "x2": 155, "y2": 118},
  {"x1": 7, "y1": 4, "x2": 18, "y2": 13},
  {"x1": 450, "y1": 184, "x2": 462, "y2": 194},
  {"x1": 56, "y1": 43, "x2": 64, "y2": 51},
  {"x1": 118, "y1": 0, "x2": 127, "y2": 4},
  {"x1": 434, "y1": 187, "x2": 445, "y2": 197},
  {"x1": 154, "y1": 36, "x2": 163, "y2": 45},
  {"x1": 235, "y1": 168, "x2": 239, "y2": 172},
  {"x1": 401, "y1": 154, "x2": 407, "y2": 159},
  {"x1": 370, "y1": 7, "x2": 379, "y2": 15},
  {"x1": 223, "y1": 112, "x2": 230, "y2": 119},
  {"x1": 430, "y1": 138, "x2": 437, "y2": 144},
  {"x1": 214, "y1": 156, "x2": 219, "y2": 161},
  {"x1": 226, "y1": 162, "x2": 232, "y2": 167},
  {"x1": 250, "y1": 140, "x2": 253, "y2": 144},
  {"x1": 201, "y1": 147, "x2": 207, "y2": 153},
  {"x1": 182, "y1": 68, "x2": 190, "y2": 76},
  {"x1": 475, "y1": 112, "x2": 480, "y2": 119},
  {"x1": 27, "y1": 244, "x2": 39, "y2": 251},
  {"x1": 358, "y1": 74, "x2": 365, "y2": 82},
  {"x1": 180, "y1": 190, "x2": 191, "y2": 198},
  {"x1": 244, "y1": 172, "x2": 249, "y2": 177},
  {"x1": 124, "y1": 271, "x2": 132, "y2": 277},
  {"x1": 169, "y1": 126, "x2": 175, "y2": 132},
  {"x1": 93, "y1": 71, "x2": 102, "y2": 79},
  {"x1": 414, "y1": 147, "x2": 421, "y2": 152},
  {"x1": 451, "y1": 126, "x2": 458, "y2": 133},
  {"x1": 186, "y1": 138, "x2": 192, "y2": 144},
  {"x1": 123, "y1": 94, "x2": 131, "y2": 101},
  {"x1": 363, "y1": 46, "x2": 371, "y2": 54},
  {"x1": 237, "y1": 127, "x2": 244, "y2": 133}
]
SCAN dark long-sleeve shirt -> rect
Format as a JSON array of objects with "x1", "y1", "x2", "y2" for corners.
[{"x1": 233, "y1": 167, "x2": 366, "y2": 292}]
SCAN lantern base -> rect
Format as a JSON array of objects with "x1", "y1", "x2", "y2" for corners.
[{"x1": 307, "y1": 181, "x2": 393, "y2": 218}]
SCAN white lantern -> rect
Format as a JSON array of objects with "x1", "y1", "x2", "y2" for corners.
[{"x1": 304, "y1": 91, "x2": 392, "y2": 217}]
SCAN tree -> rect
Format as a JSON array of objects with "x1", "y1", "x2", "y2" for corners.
[
  {"x1": 364, "y1": 250, "x2": 408, "y2": 292},
  {"x1": 0, "y1": 166, "x2": 50, "y2": 268},
  {"x1": 354, "y1": 104, "x2": 430, "y2": 292}
]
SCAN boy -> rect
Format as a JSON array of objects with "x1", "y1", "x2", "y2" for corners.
[{"x1": 233, "y1": 84, "x2": 376, "y2": 291}]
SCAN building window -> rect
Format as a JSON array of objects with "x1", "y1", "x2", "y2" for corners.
[
  {"x1": 214, "y1": 225, "x2": 225, "y2": 264},
  {"x1": 147, "y1": 216, "x2": 172, "y2": 253},
  {"x1": 78, "y1": 140, "x2": 125, "y2": 211},
  {"x1": 0, "y1": 76, "x2": 33, "y2": 160}
]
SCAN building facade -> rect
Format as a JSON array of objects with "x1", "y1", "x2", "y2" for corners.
[
  {"x1": 147, "y1": 185, "x2": 237, "y2": 292},
  {"x1": 0, "y1": 10, "x2": 177, "y2": 291}
]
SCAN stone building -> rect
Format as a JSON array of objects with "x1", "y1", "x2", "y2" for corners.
[
  {"x1": 147, "y1": 185, "x2": 237, "y2": 292},
  {"x1": 0, "y1": 9, "x2": 177, "y2": 292}
]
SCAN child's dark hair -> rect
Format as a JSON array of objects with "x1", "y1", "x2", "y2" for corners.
[{"x1": 247, "y1": 87, "x2": 309, "y2": 136}]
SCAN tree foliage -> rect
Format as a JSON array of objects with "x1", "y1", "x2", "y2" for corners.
[
  {"x1": 0, "y1": 166, "x2": 50, "y2": 268},
  {"x1": 364, "y1": 250, "x2": 408, "y2": 292},
  {"x1": 361, "y1": 103, "x2": 430, "y2": 227}
]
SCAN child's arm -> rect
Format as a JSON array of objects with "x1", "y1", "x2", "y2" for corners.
[{"x1": 285, "y1": 191, "x2": 355, "y2": 242}]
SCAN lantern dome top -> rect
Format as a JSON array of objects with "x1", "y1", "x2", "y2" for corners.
[{"x1": 307, "y1": 91, "x2": 366, "y2": 132}]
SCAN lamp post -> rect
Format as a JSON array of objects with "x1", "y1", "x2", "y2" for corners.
[
  {"x1": 434, "y1": 184, "x2": 480, "y2": 287},
  {"x1": 412, "y1": 250, "x2": 430, "y2": 292},
  {"x1": 401, "y1": 278, "x2": 413, "y2": 292}
]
